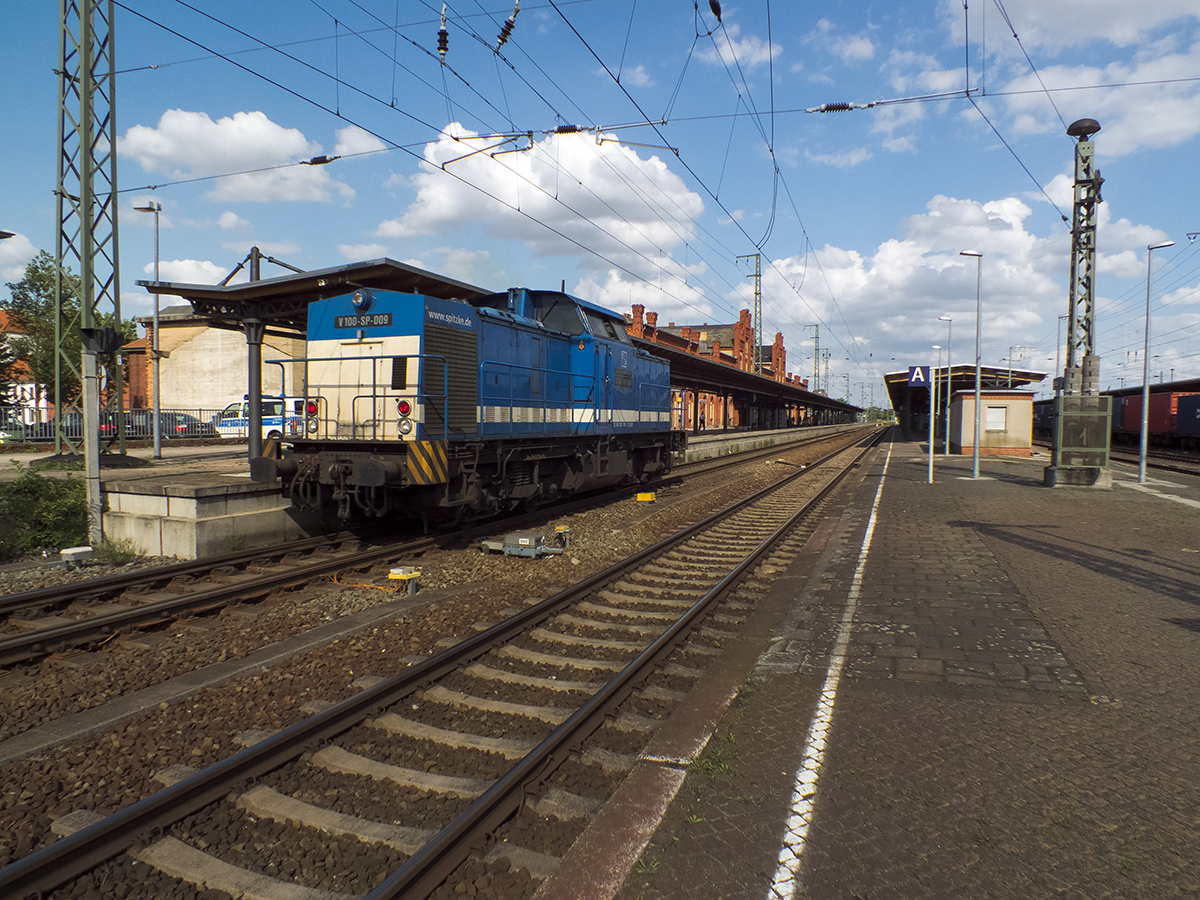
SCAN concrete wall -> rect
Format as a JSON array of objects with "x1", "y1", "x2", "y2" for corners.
[
  {"x1": 104, "y1": 480, "x2": 308, "y2": 559},
  {"x1": 682, "y1": 423, "x2": 869, "y2": 463},
  {"x1": 950, "y1": 392, "x2": 1034, "y2": 456},
  {"x1": 156, "y1": 320, "x2": 305, "y2": 410}
]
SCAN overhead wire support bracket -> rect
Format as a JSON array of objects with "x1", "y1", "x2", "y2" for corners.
[
  {"x1": 441, "y1": 137, "x2": 520, "y2": 168},
  {"x1": 597, "y1": 137, "x2": 679, "y2": 154}
]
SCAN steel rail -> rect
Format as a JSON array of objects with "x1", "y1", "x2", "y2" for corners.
[
  {"x1": 1, "y1": 430, "x2": 865, "y2": 665},
  {"x1": 0, "y1": 534, "x2": 352, "y2": 618},
  {"x1": 0, "y1": 536, "x2": 439, "y2": 666},
  {"x1": 0, "y1": 433, "x2": 883, "y2": 899},
  {"x1": 366, "y1": 430, "x2": 885, "y2": 899}
]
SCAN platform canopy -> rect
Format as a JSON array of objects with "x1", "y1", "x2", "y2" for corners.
[
  {"x1": 139, "y1": 257, "x2": 489, "y2": 338},
  {"x1": 639, "y1": 338, "x2": 859, "y2": 414},
  {"x1": 883, "y1": 364, "x2": 1047, "y2": 414}
]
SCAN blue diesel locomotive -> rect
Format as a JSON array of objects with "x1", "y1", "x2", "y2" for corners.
[{"x1": 252, "y1": 286, "x2": 684, "y2": 524}]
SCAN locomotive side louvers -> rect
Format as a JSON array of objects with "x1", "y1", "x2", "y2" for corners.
[{"x1": 424, "y1": 323, "x2": 478, "y2": 435}]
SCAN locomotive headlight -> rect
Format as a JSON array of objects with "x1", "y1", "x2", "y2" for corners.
[
  {"x1": 397, "y1": 418, "x2": 414, "y2": 435},
  {"x1": 397, "y1": 399, "x2": 412, "y2": 416},
  {"x1": 306, "y1": 418, "x2": 319, "y2": 433},
  {"x1": 351, "y1": 288, "x2": 373, "y2": 310}
]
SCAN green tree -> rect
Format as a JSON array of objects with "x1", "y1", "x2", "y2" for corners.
[
  {"x1": 0, "y1": 337, "x2": 16, "y2": 402},
  {"x1": 5, "y1": 250, "x2": 83, "y2": 404},
  {"x1": 3, "y1": 251, "x2": 135, "y2": 410}
]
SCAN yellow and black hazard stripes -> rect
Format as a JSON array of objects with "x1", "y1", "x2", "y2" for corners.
[{"x1": 406, "y1": 440, "x2": 449, "y2": 485}]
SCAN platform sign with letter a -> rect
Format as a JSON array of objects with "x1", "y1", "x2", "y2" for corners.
[{"x1": 908, "y1": 366, "x2": 930, "y2": 386}]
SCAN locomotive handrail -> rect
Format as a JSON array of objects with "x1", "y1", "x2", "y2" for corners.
[
  {"x1": 478, "y1": 358, "x2": 587, "y2": 437},
  {"x1": 282, "y1": 353, "x2": 451, "y2": 442}
]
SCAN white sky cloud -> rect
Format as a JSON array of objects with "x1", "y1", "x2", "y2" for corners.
[
  {"x1": 219, "y1": 240, "x2": 301, "y2": 259},
  {"x1": 805, "y1": 147, "x2": 873, "y2": 167},
  {"x1": 155, "y1": 259, "x2": 234, "y2": 285},
  {"x1": 377, "y1": 125, "x2": 704, "y2": 283},
  {"x1": 999, "y1": 48, "x2": 1200, "y2": 155},
  {"x1": 218, "y1": 211, "x2": 252, "y2": 231},
  {"x1": 120, "y1": 109, "x2": 354, "y2": 203},
  {"x1": 618, "y1": 65, "x2": 654, "y2": 87},
  {"x1": 0, "y1": 232, "x2": 38, "y2": 281},
  {"x1": 951, "y1": 0, "x2": 1200, "y2": 51},
  {"x1": 337, "y1": 243, "x2": 388, "y2": 260},
  {"x1": 334, "y1": 125, "x2": 388, "y2": 158},
  {"x1": 832, "y1": 33, "x2": 875, "y2": 64},
  {"x1": 699, "y1": 23, "x2": 782, "y2": 68}
]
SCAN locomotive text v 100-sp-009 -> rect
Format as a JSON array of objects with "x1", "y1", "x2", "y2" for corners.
[{"x1": 252, "y1": 287, "x2": 685, "y2": 524}]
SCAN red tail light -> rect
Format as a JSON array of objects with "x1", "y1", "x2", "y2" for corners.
[
  {"x1": 397, "y1": 399, "x2": 411, "y2": 416},
  {"x1": 305, "y1": 400, "x2": 318, "y2": 416}
]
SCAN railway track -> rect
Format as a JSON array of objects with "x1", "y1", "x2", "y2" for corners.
[
  {"x1": 1033, "y1": 439, "x2": 1200, "y2": 477},
  {"x1": 0, "y1": 535, "x2": 438, "y2": 667},
  {"x1": 0, "y1": 429, "x2": 883, "y2": 900},
  {"x1": 0, "y1": 427, "x2": 870, "y2": 668}
]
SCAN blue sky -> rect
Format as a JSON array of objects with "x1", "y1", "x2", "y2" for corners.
[{"x1": 2, "y1": 1, "x2": 1199, "y2": 406}]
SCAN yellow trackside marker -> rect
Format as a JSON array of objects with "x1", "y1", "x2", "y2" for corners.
[{"x1": 636, "y1": 492, "x2": 656, "y2": 503}]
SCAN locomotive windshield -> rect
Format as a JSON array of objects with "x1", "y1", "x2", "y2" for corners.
[
  {"x1": 530, "y1": 294, "x2": 587, "y2": 336},
  {"x1": 583, "y1": 310, "x2": 632, "y2": 345}
]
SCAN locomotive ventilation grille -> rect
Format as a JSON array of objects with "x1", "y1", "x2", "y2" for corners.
[{"x1": 424, "y1": 322, "x2": 478, "y2": 435}]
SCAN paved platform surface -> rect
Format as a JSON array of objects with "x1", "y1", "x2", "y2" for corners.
[
  {"x1": 612, "y1": 438, "x2": 1200, "y2": 900},
  {"x1": 0, "y1": 443, "x2": 254, "y2": 487}
]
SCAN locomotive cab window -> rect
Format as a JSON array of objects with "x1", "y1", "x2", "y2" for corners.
[
  {"x1": 584, "y1": 311, "x2": 632, "y2": 345},
  {"x1": 531, "y1": 296, "x2": 586, "y2": 336}
]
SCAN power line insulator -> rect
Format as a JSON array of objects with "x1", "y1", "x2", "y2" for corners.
[
  {"x1": 496, "y1": 0, "x2": 519, "y2": 51},
  {"x1": 555, "y1": 125, "x2": 580, "y2": 134},
  {"x1": 438, "y1": 3, "x2": 449, "y2": 60}
]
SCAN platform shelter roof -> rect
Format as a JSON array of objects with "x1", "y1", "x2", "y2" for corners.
[
  {"x1": 139, "y1": 258, "x2": 489, "y2": 338},
  {"x1": 883, "y1": 364, "x2": 1047, "y2": 414},
  {"x1": 637, "y1": 338, "x2": 860, "y2": 414}
]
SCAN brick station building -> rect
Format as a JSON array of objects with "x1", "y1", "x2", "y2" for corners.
[{"x1": 624, "y1": 304, "x2": 810, "y2": 430}]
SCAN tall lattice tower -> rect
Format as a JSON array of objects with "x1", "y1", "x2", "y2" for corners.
[{"x1": 56, "y1": 0, "x2": 125, "y2": 536}]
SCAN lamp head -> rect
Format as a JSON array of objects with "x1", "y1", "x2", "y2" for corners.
[
  {"x1": 1148, "y1": 240, "x2": 1175, "y2": 252},
  {"x1": 134, "y1": 201, "x2": 162, "y2": 214},
  {"x1": 959, "y1": 250, "x2": 982, "y2": 258},
  {"x1": 1066, "y1": 118, "x2": 1101, "y2": 140}
]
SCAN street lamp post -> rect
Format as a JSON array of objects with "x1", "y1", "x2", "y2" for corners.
[
  {"x1": 929, "y1": 345, "x2": 941, "y2": 484},
  {"x1": 939, "y1": 316, "x2": 952, "y2": 455},
  {"x1": 960, "y1": 251, "x2": 983, "y2": 478},
  {"x1": 134, "y1": 201, "x2": 163, "y2": 459},
  {"x1": 1140, "y1": 240, "x2": 1175, "y2": 483}
]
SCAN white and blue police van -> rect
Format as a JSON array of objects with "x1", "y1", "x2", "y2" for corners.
[{"x1": 214, "y1": 396, "x2": 306, "y2": 441}]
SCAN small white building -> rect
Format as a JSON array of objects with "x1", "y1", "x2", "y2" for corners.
[{"x1": 949, "y1": 390, "x2": 1035, "y2": 457}]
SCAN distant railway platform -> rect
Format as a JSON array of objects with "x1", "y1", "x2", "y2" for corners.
[{"x1": 554, "y1": 436, "x2": 1200, "y2": 900}]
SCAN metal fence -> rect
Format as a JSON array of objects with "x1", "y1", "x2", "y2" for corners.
[{"x1": 0, "y1": 408, "x2": 233, "y2": 444}]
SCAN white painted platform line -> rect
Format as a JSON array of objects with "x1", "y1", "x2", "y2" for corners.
[
  {"x1": 767, "y1": 444, "x2": 893, "y2": 900},
  {"x1": 1115, "y1": 479, "x2": 1200, "y2": 510}
]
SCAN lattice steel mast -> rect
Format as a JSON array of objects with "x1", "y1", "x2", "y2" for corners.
[
  {"x1": 56, "y1": 0, "x2": 124, "y2": 539},
  {"x1": 737, "y1": 253, "x2": 763, "y2": 374},
  {"x1": 1046, "y1": 118, "x2": 1112, "y2": 487}
]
